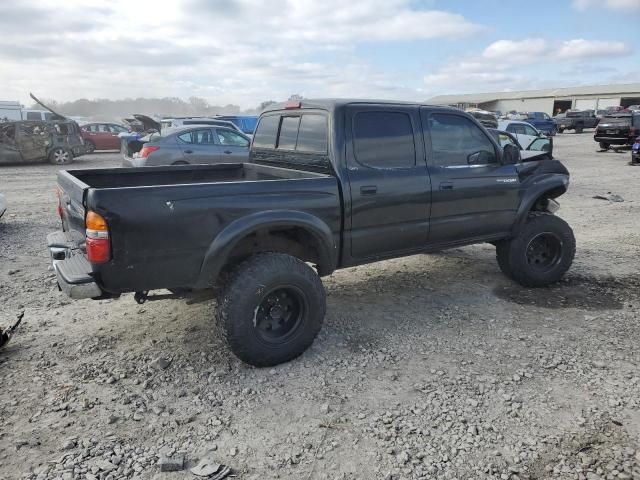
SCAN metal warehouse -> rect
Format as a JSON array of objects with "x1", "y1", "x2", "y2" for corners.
[{"x1": 426, "y1": 83, "x2": 640, "y2": 115}]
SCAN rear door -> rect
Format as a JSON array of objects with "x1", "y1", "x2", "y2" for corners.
[
  {"x1": 106, "y1": 124, "x2": 126, "y2": 149},
  {"x1": 422, "y1": 109, "x2": 520, "y2": 244},
  {"x1": 214, "y1": 128, "x2": 250, "y2": 162},
  {"x1": 345, "y1": 105, "x2": 431, "y2": 259},
  {"x1": 16, "y1": 123, "x2": 48, "y2": 161},
  {"x1": 177, "y1": 128, "x2": 222, "y2": 164}
]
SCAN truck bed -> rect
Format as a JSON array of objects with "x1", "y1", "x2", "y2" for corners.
[{"x1": 55, "y1": 162, "x2": 342, "y2": 294}]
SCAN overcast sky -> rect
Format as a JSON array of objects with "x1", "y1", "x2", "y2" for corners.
[{"x1": 1, "y1": 0, "x2": 639, "y2": 108}]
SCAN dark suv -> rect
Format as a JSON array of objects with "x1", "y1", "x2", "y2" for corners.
[{"x1": 594, "y1": 113, "x2": 640, "y2": 150}]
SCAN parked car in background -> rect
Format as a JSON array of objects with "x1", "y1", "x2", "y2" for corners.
[
  {"x1": 215, "y1": 115, "x2": 259, "y2": 135},
  {"x1": 0, "y1": 192, "x2": 6, "y2": 218},
  {"x1": 122, "y1": 125, "x2": 250, "y2": 167},
  {"x1": 81, "y1": 123, "x2": 128, "y2": 152},
  {"x1": 0, "y1": 120, "x2": 85, "y2": 165},
  {"x1": 497, "y1": 120, "x2": 546, "y2": 149},
  {"x1": 487, "y1": 128, "x2": 553, "y2": 160},
  {"x1": 159, "y1": 117, "x2": 243, "y2": 133},
  {"x1": 632, "y1": 137, "x2": 640, "y2": 165},
  {"x1": 555, "y1": 109, "x2": 599, "y2": 133},
  {"x1": 465, "y1": 109, "x2": 498, "y2": 128},
  {"x1": 523, "y1": 112, "x2": 557, "y2": 135},
  {"x1": 594, "y1": 113, "x2": 640, "y2": 150},
  {"x1": 628, "y1": 105, "x2": 640, "y2": 112}
]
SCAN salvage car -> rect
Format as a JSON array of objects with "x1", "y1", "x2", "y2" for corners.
[
  {"x1": 122, "y1": 125, "x2": 250, "y2": 167},
  {"x1": 523, "y1": 112, "x2": 557, "y2": 136},
  {"x1": 81, "y1": 123, "x2": 128, "y2": 152},
  {"x1": 556, "y1": 109, "x2": 599, "y2": 133},
  {"x1": 487, "y1": 128, "x2": 553, "y2": 160},
  {"x1": 159, "y1": 117, "x2": 242, "y2": 133},
  {"x1": 497, "y1": 120, "x2": 547, "y2": 149},
  {"x1": 594, "y1": 113, "x2": 640, "y2": 150},
  {"x1": 0, "y1": 120, "x2": 85, "y2": 165},
  {"x1": 49, "y1": 99, "x2": 574, "y2": 367},
  {"x1": 465, "y1": 109, "x2": 498, "y2": 128}
]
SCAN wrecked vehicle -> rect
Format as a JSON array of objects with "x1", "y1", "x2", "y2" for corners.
[
  {"x1": 0, "y1": 120, "x2": 85, "y2": 165},
  {"x1": 48, "y1": 99, "x2": 575, "y2": 367},
  {"x1": 119, "y1": 114, "x2": 161, "y2": 157},
  {"x1": 487, "y1": 128, "x2": 553, "y2": 160}
]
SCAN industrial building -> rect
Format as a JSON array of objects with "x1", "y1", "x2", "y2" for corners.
[{"x1": 426, "y1": 83, "x2": 640, "y2": 115}]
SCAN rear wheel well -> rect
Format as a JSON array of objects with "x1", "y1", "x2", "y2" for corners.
[{"x1": 219, "y1": 227, "x2": 329, "y2": 282}]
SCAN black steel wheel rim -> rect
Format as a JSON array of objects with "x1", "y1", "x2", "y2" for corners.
[
  {"x1": 254, "y1": 286, "x2": 307, "y2": 344},
  {"x1": 526, "y1": 232, "x2": 563, "y2": 272}
]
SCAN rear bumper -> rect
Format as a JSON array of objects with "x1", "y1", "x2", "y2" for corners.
[
  {"x1": 47, "y1": 231, "x2": 102, "y2": 299},
  {"x1": 594, "y1": 135, "x2": 631, "y2": 145}
]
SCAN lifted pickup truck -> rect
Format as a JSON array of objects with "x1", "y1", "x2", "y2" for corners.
[{"x1": 48, "y1": 99, "x2": 575, "y2": 366}]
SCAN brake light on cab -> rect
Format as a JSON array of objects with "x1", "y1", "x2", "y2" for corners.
[
  {"x1": 86, "y1": 211, "x2": 110, "y2": 264},
  {"x1": 139, "y1": 145, "x2": 160, "y2": 158}
]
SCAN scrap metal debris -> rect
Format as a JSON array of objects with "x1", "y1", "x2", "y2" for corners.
[
  {"x1": 0, "y1": 311, "x2": 24, "y2": 349},
  {"x1": 593, "y1": 193, "x2": 624, "y2": 202},
  {"x1": 190, "y1": 457, "x2": 231, "y2": 479}
]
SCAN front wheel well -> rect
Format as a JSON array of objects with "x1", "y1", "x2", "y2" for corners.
[
  {"x1": 220, "y1": 226, "x2": 330, "y2": 281},
  {"x1": 530, "y1": 187, "x2": 566, "y2": 213}
]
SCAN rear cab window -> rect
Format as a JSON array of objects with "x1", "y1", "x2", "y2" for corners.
[{"x1": 251, "y1": 111, "x2": 330, "y2": 172}]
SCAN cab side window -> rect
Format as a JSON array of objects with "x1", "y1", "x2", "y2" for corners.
[
  {"x1": 429, "y1": 114, "x2": 497, "y2": 167},
  {"x1": 353, "y1": 111, "x2": 415, "y2": 168}
]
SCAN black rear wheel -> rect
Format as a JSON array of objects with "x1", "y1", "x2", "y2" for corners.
[
  {"x1": 496, "y1": 213, "x2": 575, "y2": 287},
  {"x1": 599, "y1": 142, "x2": 610, "y2": 150},
  {"x1": 85, "y1": 141, "x2": 95, "y2": 154},
  {"x1": 217, "y1": 253, "x2": 326, "y2": 367}
]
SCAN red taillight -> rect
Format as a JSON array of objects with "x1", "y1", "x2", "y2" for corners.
[
  {"x1": 139, "y1": 145, "x2": 160, "y2": 158},
  {"x1": 56, "y1": 188, "x2": 63, "y2": 219},
  {"x1": 85, "y1": 211, "x2": 110, "y2": 264}
]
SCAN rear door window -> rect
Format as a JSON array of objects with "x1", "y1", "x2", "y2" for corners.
[{"x1": 353, "y1": 111, "x2": 415, "y2": 168}]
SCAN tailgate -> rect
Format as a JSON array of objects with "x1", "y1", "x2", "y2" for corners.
[{"x1": 57, "y1": 170, "x2": 88, "y2": 234}]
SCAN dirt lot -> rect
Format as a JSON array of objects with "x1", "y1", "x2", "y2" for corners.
[{"x1": 1, "y1": 135, "x2": 639, "y2": 480}]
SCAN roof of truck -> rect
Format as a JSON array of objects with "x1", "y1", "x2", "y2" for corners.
[{"x1": 262, "y1": 98, "x2": 458, "y2": 113}]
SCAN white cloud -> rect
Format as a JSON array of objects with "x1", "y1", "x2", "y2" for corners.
[
  {"x1": 0, "y1": 0, "x2": 483, "y2": 108},
  {"x1": 556, "y1": 39, "x2": 631, "y2": 59},
  {"x1": 482, "y1": 39, "x2": 548, "y2": 59},
  {"x1": 573, "y1": 0, "x2": 640, "y2": 11}
]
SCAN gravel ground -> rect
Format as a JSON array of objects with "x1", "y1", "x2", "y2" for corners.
[{"x1": 0, "y1": 134, "x2": 639, "y2": 480}]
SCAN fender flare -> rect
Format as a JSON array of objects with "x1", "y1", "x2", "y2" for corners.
[
  {"x1": 512, "y1": 175, "x2": 569, "y2": 235},
  {"x1": 194, "y1": 210, "x2": 338, "y2": 288}
]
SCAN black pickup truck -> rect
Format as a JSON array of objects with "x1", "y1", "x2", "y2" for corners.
[{"x1": 48, "y1": 100, "x2": 575, "y2": 366}]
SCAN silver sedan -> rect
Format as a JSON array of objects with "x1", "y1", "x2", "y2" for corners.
[{"x1": 123, "y1": 125, "x2": 251, "y2": 167}]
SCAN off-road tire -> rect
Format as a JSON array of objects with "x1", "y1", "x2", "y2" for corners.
[
  {"x1": 496, "y1": 213, "x2": 575, "y2": 287},
  {"x1": 85, "y1": 141, "x2": 96, "y2": 154},
  {"x1": 48, "y1": 147, "x2": 73, "y2": 165},
  {"x1": 599, "y1": 142, "x2": 609, "y2": 150},
  {"x1": 217, "y1": 253, "x2": 326, "y2": 367}
]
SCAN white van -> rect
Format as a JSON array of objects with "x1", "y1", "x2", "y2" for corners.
[
  {"x1": 21, "y1": 109, "x2": 55, "y2": 121},
  {"x1": 0, "y1": 101, "x2": 23, "y2": 121}
]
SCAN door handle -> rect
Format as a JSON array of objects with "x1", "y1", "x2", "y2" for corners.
[
  {"x1": 184, "y1": 150, "x2": 193, "y2": 154},
  {"x1": 439, "y1": 182, "x2": 454, "y2": 190},
  {"x1": 223, "y1": 150, "x2": 232, "y2": 154},
  {"x1": 360, "y1": 185, "x2": 377, "y2": 195}
]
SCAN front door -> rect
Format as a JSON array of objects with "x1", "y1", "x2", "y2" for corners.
[
  {"x1": 345, "y1": 106, "x2": 431, "y2": 260},
  {"x1": 421, "y1": 109, "x2": 520, "y2": 245},
  {"x1": 214, "y1": 128, "x2": 250, "y2": 162}
]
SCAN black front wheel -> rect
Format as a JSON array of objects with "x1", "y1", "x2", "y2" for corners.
[
  {"x1": 496, "y1": 213, "x2": 575, "y2": 287},
  {"x1": 217, "y1": 253, "x2": 326, "y2": 367}
]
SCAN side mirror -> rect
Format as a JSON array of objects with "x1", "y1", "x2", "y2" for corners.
[{"x1": 502, "y1": 144, "x2": 521, "y2": 165}]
